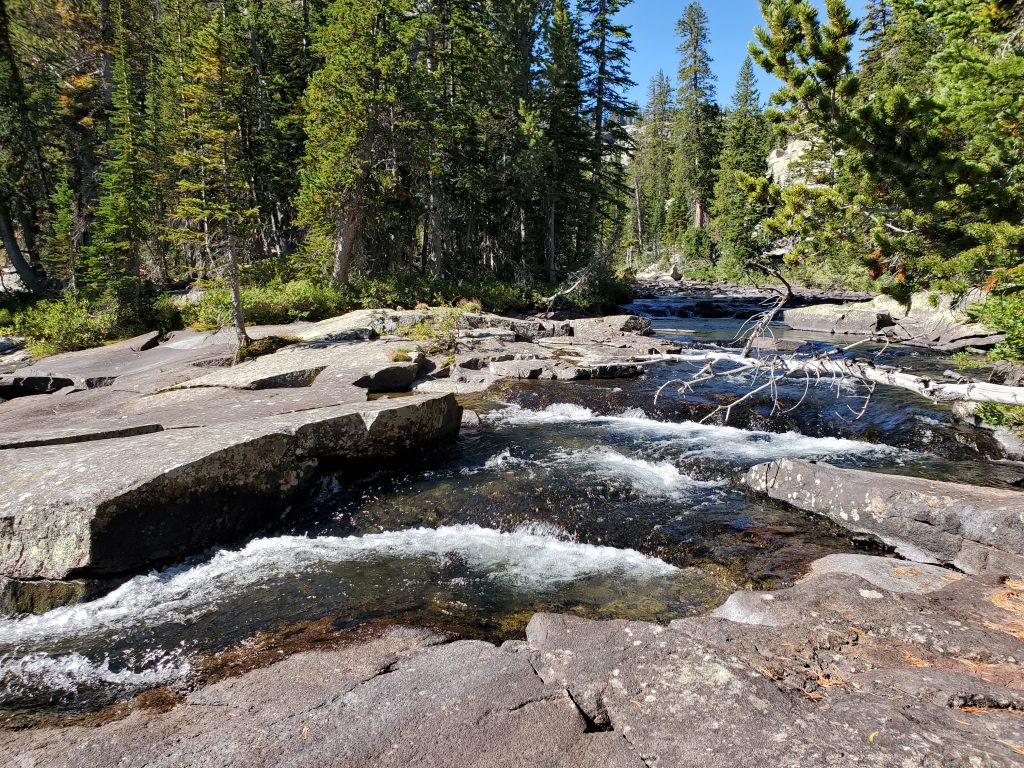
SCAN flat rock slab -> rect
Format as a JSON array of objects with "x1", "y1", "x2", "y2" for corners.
[
  {"x1": 298, "y1": 309, "x2": 574, "y2": 345},
  {"x1": 806, "y1": 553, "x2": 965, "y2": 594},
  {"x1": 2, "y1": 332, "x2": 160, "y2": 392},
  {"x1": 0, "y1": 424, "x2": 164, "y2": 450},
  {"x1": 781, "y1": 293, "x2": 1005, "y2": 350},
  {"x1": 174, "y1": 339, "x2": 422, "y2": 393},
  {"x1": 0, "y1": 395, "x2": 461, "y2": 580},
  {"x1": 0, "y1": 628, "x2": 646, "y2": 768},
  {"x1": 744, "y1": 459, "x2": 1024, "y2": 575},
  {"x1": 5, "y1": 554, "x2": 1024, "y2": 766}
]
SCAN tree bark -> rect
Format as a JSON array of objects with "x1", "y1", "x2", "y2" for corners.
[
  {"x1": 545, "y1": 197, "x2": 556, "y2": 284},
  {"x1": 226, "y1": 232, "x2": 251, "y2": 355},
  {"x1": 582, "y1": 0, "x2": 609, "y2": 263},
  {"x1": 0, "y1": 201, "x2": 47, "y2": 295},
  {"x1": 0, "y1": 0, "x2": 52, "y2": 252},
  {"x1": 649, "y1": 349, "x2": 1024, "y2": 407},
  {"x1": 331, "y1": 187, "x2": 364, "y2": 288}
]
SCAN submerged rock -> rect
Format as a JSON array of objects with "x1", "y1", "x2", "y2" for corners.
[
  {"x1": 745, "y1": 459, "x2": 1024, "y2": 575},
  {"x1": 0, "y1": 575, "x2": 113, "y2": 615}
]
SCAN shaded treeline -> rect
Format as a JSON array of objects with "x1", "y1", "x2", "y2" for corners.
[{"x1": 0, "y1": 0, "x2": 636, "y2": 320}]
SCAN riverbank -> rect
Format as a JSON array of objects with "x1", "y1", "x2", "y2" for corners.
[
  {"x1": 0, "y1": 309, "x2": 678, "y2": 612},
  {"x1": 4, "y1": 554, "x2": 1023, "y2": 767},
  {"x1": 2, "y1": 290, "x2": 1023, "y2": 765}
]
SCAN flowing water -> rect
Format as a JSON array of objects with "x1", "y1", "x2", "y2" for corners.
[{"x1": 2, "y1": 296, "x2": 1022, "y2": 723}]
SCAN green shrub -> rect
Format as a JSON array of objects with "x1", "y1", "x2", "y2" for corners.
[
  {"x1": 179, "y1": 269, "x2": 637, "y2": 334},
  {"x1": 975, "y1": 403, "x2": 1024, "y2": 435},
  {"x1": 388, "y1": 347, "x2": 414, "y2": 363},
  {"x1": 973, "y1": 291, "x2": 1024, "y2": 363},
  {"x1": 396, "y1": 306, "x2": 463, "y2": 355},
  {"x1": 965, "y1": 290, "x2": 1024, "y2": 432},
  {"x1": 0, "y1": 293, "x2": 117, "y2": 356},
  {"x1": 181, "y1": 279, "x2": 351, "y2": 329}
]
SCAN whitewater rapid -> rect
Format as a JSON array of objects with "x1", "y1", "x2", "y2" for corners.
[
  {"x1": 485, "y1": 403, "x2": 900, "y2": 462},
  {"x1": 0, "y1": 524, "x2": 678, "y2": 702}
]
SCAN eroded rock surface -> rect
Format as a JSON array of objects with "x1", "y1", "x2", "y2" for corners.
[
  {"x1": 745, "y1": 459, "x2": 1024, "y2": 575},
  {"x1": 0, "y1": 396, "x2": 461, "y2": 581},
  {"x1": 0, "y1": 320, "x2": 471, "y2": 589},
  {"x1": 417, "y1": 314, "x2": 677, "y2": 393}
]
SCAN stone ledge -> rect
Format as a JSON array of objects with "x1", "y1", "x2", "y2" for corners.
[
  {"x1": 0, "y1": 394, "x2": 462, "y2": 582},
  {"x1": 744, "y1": 459, "x2": 1024, "y2": 575}
]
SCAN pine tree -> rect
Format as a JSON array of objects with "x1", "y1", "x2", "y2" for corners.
[
  {"x1": 168, "y1": 3, "x2": 253, "y2": 350},
  {"x1": 296, "y1": 0, "x2": 418, "y2": 287},
  {"x1": 0, "y1": 0, "x2": 51, "y2": 294},
  {"x1": 483, "y1": 0, "x2": 546, "y2": 269},
  {"x1": 709, "y1": 57, "x2": 771, "y2": 279},
  {"x1": 860, "y1": 0, "x2": 892, "y2": 67},
  {"x1": 670, "y1": 1, "x2": 720, "y2": 255},
  {"x1": 630, "y1": 71, "x2": 674, "y2": 260},
  {"x1": 537, "y1": 0, "x2": 589, "y2": 283},
  {"x1": 751, "y1": 0, "x2": 1023, "y2": 296},
  {"x1": 44, "y1": 179, "x2": 77, "y2": 289},
  {"x1": 578, "y1": 0, "x2": 636, "y2": 266},
  {"x1": 86, "y1": 0, "x2": 156, "y2": 320}
]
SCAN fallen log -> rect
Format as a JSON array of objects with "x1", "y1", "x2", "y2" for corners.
[{"x1": 641, "y1": 350, "x2": 1024, "y2": 408}]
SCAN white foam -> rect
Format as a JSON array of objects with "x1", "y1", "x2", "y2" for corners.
[
  {"x1": 554, "y1": 447, "x2": 722, "y2": 500},
  {"x1": 0, "y1": 651, "x2": 190, "y2": 699},
  {"x1": 0, "y1": 526, "x2": 676, "y2": 648},
  {"x1": 487, "y1": 404, "x2": 895, "y2": 461},
  {"x1": 465, "y1": 448, "x2": 532, "y2": 474},
  {"x1": 486, "y1": 403, "x2": 596, "y2": 425},
  {"x1": 607, "y1": 416, "x2": 895, "y2": 461}
]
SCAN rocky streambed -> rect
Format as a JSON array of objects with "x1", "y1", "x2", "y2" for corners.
[{"x1": 1, "y1": 287, "x2": 1024, "y2": 766}]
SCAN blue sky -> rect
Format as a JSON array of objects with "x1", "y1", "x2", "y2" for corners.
[{"x1": 619, "y1": 0, "x2": 869, "y2": 107}]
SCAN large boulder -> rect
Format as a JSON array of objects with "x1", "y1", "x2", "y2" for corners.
[
  {"x1": 0, "y1": 395, "x2": 462, "y2": 581},
  {"x1": 782, "y1": 293, "x2": 1005, "y2": 350},
  {"x1": 744, "y1": 459, "x2": 1024, "y2": 575}
]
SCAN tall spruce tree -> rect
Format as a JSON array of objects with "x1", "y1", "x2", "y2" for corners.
[
  {"x1": 630, "y1": 71, "x2": 674, "y2": 260},
  {"x1": 168, "y1": 3, "x2": 253, "y2": 349},
  {"x1": 578, "y1": 0, "x2": 636, "y2": 266},
  {"x1": 670, "y1": 1, "x2": 720, "y2": 257},
  {"x1": 296, "y1": 0, "x2": 418, "y2": 287},
  {"x1": 538, "y1": 0, "x2": 589, "y2": 283},
  {"x1": 709, "y1": 57, "x2": 771, "y2": 279},
  {"x1": 87, "y1": 0, "x2": 157, "y2": 319}
]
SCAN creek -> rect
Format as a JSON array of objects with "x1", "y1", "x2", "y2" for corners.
[{"x1": 2, "y1": 295, "x2": 1022, "y2": 723}]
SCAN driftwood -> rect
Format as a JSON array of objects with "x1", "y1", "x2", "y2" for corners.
[
  {"x1": 648, "y1": 350, "x2": 1024, "y2": 404},
  {"x1": 643, "y1": 296, "x2": 1024, "y2": 422}
]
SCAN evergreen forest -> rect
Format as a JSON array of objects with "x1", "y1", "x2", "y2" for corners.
[{"x1": 1, "y1": 0, "x2": 1022, "y2": 366}]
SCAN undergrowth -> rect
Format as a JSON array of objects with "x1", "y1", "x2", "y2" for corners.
[{"x1": 0, "y1": 271, "x2": 634, "y2": 359}]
